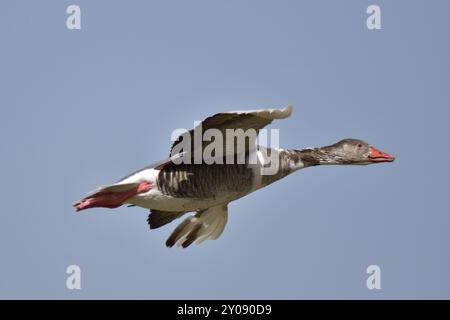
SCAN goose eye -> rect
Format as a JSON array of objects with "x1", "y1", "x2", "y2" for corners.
[{"x1": 357, "y1": 144, "x2": 362, "y2": 148}]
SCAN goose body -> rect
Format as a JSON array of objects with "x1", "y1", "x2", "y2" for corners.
[
  {"x1": 112, "y1": 146, "x2": 297, "y2": 211},
  {"x1": 74, "y1": 105, "x2": 394, "y2": 248}
]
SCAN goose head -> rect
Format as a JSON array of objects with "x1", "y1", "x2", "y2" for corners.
[{"x1": 321, "y1": 139, "x2": 395, "y2": 165}]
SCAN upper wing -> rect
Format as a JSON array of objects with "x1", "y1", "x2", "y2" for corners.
[
  {"x1": 165, "y1": 204, "x2": 229, "y2": 248},
  {"x1": 169, "y1": 105, "x2": 293, "y2": 161}
]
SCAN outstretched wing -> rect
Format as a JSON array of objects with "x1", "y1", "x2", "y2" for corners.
[
  {"x1": 169, "y1": 105, "x2": 293, "y2": 162},
  {"x1": 165, "y1": 204, "x2": 229, "y2": 248}
]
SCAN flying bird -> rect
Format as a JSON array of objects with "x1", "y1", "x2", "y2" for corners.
[{"x1": 74, "y1": 105, "x2": 394, "y2": 248}]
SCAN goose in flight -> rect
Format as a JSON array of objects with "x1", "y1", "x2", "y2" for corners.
[{"x1": 74, "y1": 105, "x2": 394, "y2": 248}]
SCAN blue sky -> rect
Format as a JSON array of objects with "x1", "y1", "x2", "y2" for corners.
[{"x1": 1, "y1": 0, "x2": 449, "y2": 299}]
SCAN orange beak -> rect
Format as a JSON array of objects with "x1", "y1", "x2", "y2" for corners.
[{"x1": 369, "y1": 146, "x2": 395, "y2": 163}]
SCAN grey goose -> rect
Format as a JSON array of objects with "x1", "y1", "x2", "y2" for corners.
[{"x1": 74, "y1": 105, "x2": 395, "y2": 248}]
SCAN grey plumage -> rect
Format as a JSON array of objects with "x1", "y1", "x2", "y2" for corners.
[{"x1": 157, "y1": 162, "x2": 254, "y2": 199}]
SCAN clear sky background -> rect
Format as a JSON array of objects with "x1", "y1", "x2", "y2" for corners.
[{"x1": 1, "y1": 0, "x2": 449, "y2": 299}]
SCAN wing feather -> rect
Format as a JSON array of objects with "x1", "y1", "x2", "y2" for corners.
[
  {"x1": 169, "y1": 105, "x2": 293, "y2": 161},
  {"x1": 165, "y1": 204, "x2": 229, "y2": 248}
]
